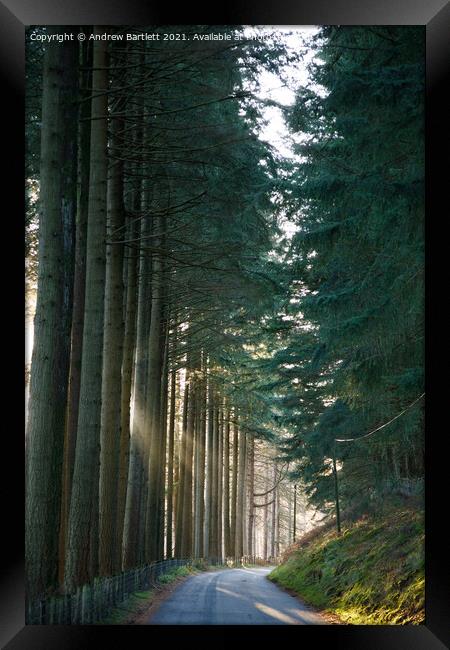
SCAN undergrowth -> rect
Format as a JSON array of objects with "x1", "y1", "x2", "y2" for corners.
[{"x1": 269, "y1": 502, "x2": 424, "y2": 625}]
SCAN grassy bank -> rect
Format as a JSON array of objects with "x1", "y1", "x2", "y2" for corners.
[{"x1": 269, "y1": 504, "x2": 424, "y2": 625}]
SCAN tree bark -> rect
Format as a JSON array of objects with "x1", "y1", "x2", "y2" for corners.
[
  {"x1": 275, "y1": 480, "x2": 280, "y2": 558},
  {"x1": 263, "y1": 471, "x2": 269, "y2": 561},
  {"x1": 64, "y1": 29, "x2": 108, "y2": 591},
  {"x1": 332, "y1": 451, "x2": 341, "y2": 535},
  {"x1": 173, "y1": 369, "x2": 181, "y2": 553},
  {"x1": 203, "y1": 368, "x2": 213, "y2": 558},
  {"x1": 209, "y1": 390, "x2": 219, "y2": 560},
  {"x1": 235, "y1": 423, "x2": 246, "y2": 559},
  {"x1": 122, "y1": 197, "x2": 152, "y2": 570},
  {"x1": 98, "y1": 109, "x2": 125, "y2": 577},
  {"x1": 166, "y1": 330, "x2": 177, "y2": 559},
  {"x1": 180, "y1": 356, "x2": 197, "y2": 558},
  {"x1": 223, "y1": 408, "x2": 231, "y2": 557},
  {"x1": 59, "y1": 35, "x2": 91, "y2": 587},
  {"x1": 217, "y1": 404, "x2": 223, "y2": 561},
  {"x1": 293, "y1": 484, "x2": 297, "y2": 543},
  {"x1": 116, "y1": 210, "x2": 138, "y2": 570},
  {"x1": 198, "y1": 358, "x2": 207, "y2": 557},
  {"x1": 230, "y1": 416, "x2": 238, "y2": 558},
  {"x1": 270, "y1": 462, "x2": 277, "y2": 558},
  {"x1": 144, "y1": 213, "x2": 164, "y2": 562},
  {"x1": 193, "y1": 365, "x2": 206, "y2": 558},
  {"x1": 246, "y1": 435, "x2": 254, "y2": 558},
  {"x1": 26, "y1": 30, "x2": 77, "y2": 600},
  {"x1": 175, "y1": 380, "x2": 189, "y2": 557},
  {"x1": 157, "y1": 315, "x2": 169, "y2": 559}
]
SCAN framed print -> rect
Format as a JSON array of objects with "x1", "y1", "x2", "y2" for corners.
[{"x1": 3, "y1": 0, "x2": 449, "y2": 648}]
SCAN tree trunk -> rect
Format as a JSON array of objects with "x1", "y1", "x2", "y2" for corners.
[
  {"x1": 209, "y1": 391, "x2": 219, "y2": 560},
  {"x1": 181, "y1": 357, "x2": 197, "y2": 558},
  {"x1": 203, "y1": 369, "x2": 213, "y2": 558},
  {"x1": 223, "y1": 408, "x2": 231, "y2": 557},
  {"x1": 166, "y1": 331, "x2": 177, "y2": 559},
  {"x1": 198, "y1": 355, "x2": 207, "y2": 557},
  {"x1": 332, "y1": 452, "x2": 341, "y2": 535},
  {"x1": 230, "y1": 417, "x2": 238, "y2": 558},
  {"x1": 144, "y1": 213, "x2": 164, "y2": 562},
  {"x1": 288, "y1": 481, "x2": 292, "y2": 545},
  {"x1": 270, "y1": 462, "x2": 277, "y2": 558},
  {"x1": 122, "y1": 199, "x2": 152, "y2": 570},
  {"x1": 263, "y1": 473, "x2": 269, "y2": 561},
  {"x1": 217, "y1": 404, "x2": 223, "y2": 561},
  {"x1": 293, "y1": 484, "x2": 297, "y2": 543},
  {"x1": 98, "y1": 109, "x2": 125, "y2": 577},
  {"x1": 64, "y1": 29, "x2": 108, "y2": 591},
  {"x1": 116, "y1": 210, "x2": 138, "y2": 570},
  {"x1": 243, "y1": 433, "x2": 249, "y2": 556},
  {"x1": 175, "y1": 380, "x2": 189, "y2": 557},
  {"x1": 157, "y1": 316, "x2": 169, "y2": 559},
  {"x1": 235, "y1": 423, "x2": 246, "y2": 559},
  {"x1": 59, "y1": 35, "x2": 91, "y2": 587},
  {"x1": 26, "y1": 30, "x2": 77, "y2": 601},
  {"x1": 193, "y1": 366, "x2": 206, "y2": 558},
  {"x1": 275, "y1": 480, "x2": 280, "y2": 559},
  {"x1": 246, "y1": 435, "x2": 254, "y2": 558},
  {"x1": 172, "y1": 370, "x2": 181, "y2": 553}
]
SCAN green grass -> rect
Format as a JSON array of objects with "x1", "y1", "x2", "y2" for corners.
[
  {"x1": 269, "y1": 504, "x2": 424, "y2": 625},
  {"x1": 100, "y1": 589, "x2": 155, "y2": 624},
  {"x1": 157, "y1": 565, "x2": 194, "y2": 584}
]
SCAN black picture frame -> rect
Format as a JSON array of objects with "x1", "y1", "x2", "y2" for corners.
[{"x1": 5, "y1": 0, "x2": 449, "y2": 647}]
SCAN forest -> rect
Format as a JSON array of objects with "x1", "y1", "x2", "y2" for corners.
[{"x1": 25, "y1": 25, "x2": 424, "y2": 624}]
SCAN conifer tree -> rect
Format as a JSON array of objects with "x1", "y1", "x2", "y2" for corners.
[
  {"x1": 64, "y1": 30, "x2": 109, "y2": 591},
  {"x1": 26, "y1": 29, "x2": 78, "y2": 600}
]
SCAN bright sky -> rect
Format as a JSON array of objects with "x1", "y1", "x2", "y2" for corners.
[
  {"x1": 245, "y1": 26, "x2": 320, "y2": 159},
  {"x1": 243, "y1": 27, "x2": 320, "y2": 240}
]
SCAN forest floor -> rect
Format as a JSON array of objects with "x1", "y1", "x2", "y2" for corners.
[{"x1": 269, "y1": 499, "x2": 424, "y2": 625}]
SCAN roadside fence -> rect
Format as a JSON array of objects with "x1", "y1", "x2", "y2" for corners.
[{"x1": 26, "y1": 555, "x2": 278, "y2": 624}]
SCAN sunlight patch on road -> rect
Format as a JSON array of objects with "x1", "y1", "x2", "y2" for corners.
[
  {"x1": 216, "y1": 586, "x2": 247, "y2": 600},
  {"x1": 254, "y1": 602, "x2": 301, "y2": 624}
]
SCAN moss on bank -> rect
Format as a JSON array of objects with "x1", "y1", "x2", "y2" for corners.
[{"x1": 269, "y1": 505, "x2": 424, "y2": 625}]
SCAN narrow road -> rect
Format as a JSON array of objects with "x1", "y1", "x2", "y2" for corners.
[{"x1": 148, "y1": 567, "x2": 328, "y2": 625}]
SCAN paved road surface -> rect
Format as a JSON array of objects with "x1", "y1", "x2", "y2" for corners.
[{"x1": 148, "y1": 567, "x2": 328, "y2": 625}]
